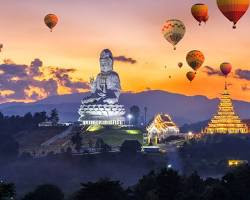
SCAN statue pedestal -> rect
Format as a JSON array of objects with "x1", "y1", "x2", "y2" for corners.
[{"x1": 78, "y1": 104, "x2": 126, "y2": 126}]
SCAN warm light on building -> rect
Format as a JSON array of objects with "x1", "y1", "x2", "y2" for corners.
[
  {"x1": 145, "y1": 113, "x2": 179, "y2": 145},
  {"x1": 204, "y1": 83, "x2": 248, "y2": 134},
  {"x1": 228, "y1": 160, "x2": 248, "y2": 167}
]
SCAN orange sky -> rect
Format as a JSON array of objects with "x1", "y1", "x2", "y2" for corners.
[{"x1": 0, "y1": 0, "x2": 249, "y2": 103}]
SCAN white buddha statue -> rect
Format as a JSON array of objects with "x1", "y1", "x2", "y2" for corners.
[
  {"x1": 82, "y1": 49, "x2": 121, "y2": 105},
  {"x1": 79, "y1": 49, "x2": 126, "y2": 126}
]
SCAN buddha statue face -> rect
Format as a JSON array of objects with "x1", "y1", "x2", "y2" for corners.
[{"x1": 100, "y1": 49, "x2": 113, "y2": 73}]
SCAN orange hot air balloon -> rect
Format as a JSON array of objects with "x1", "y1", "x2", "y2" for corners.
[
  {"x1": 186, "y1": 71, "x2": 196, "y2": 82},
  {"x1": 44, "y1": 14, "x2": 59, "y2": 32},
  {"x1": 178, "y1": 62, "x2": 183, "y2": 68},
  {"x1": 204, "y1": 15, "x2": 209, "y2": 23},
  {"x1": 191, "y1": 4, "x2": 209, "y2": 25},
  {"x1": 217, "y1": 0, "x2": 249, "y2": 29},
  {"x1": 220, "y1": 62, "x2": 232, "y2": 76},
  {"x1": 186, "y1": 50, "x2": 205, "y2": 71}
]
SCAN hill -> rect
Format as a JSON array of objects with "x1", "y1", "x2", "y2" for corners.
[{"x1": 0, "y1": 90, "x2": 249, "y2": 125}]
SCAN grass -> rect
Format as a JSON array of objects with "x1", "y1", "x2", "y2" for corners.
[{"x1": 82, "y1": 127, "x2": 144, "y2": 147}]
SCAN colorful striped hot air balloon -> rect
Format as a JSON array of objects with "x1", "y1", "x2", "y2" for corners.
[
  {"x1": 162, "y1": 19, "x2": 186, "y2": 50},
  {"x1": 186, "y1": 50, "x2": 205, "y2": 71},
  {"x1": 44, "y1": 14, "x2": 59, "y2": 32},
  {"x1": 220, "y1": 62, "x2": 232, "y2": 76},
  {"x1": 191, "y1": 4, "x2": 209, "y2": 25},
  {"x1": 217, "y1": 0, "x2": 249, "y2": 29}
]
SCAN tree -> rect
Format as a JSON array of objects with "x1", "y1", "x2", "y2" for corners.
[
  {"x1": 33, "y1": 111, "x2": 48, "y2": 126},
  {"x1": 155, "y1": 168, "x2": 183, "y2": 200},
  {"x1": 74, "y1": 178, "x2": 127, "y2": 200},
  {"x1": 95, "y1": 138, "x2": 111, "y2": 153},
  {"x1": 22, "y1": 184, "x2": 64, "y2": 200},
  {"x1": 120, "y1": 140, "x2": 141, "y2": 154},
  {"x1": 0, "y1": 134, "x2": 19, "y2": 163},
  {"x1": 49, "y1": 109, "x2": 59, "y2": 125},
  {"x1": 71, "y1": 133, "x2": 82, "y2": 152},
  {"x1": 133, "y1": 171, "x2": 157, "y2": 200},
  {"x1": 222, "y1": 165, "x2": 250, "y2": 200},
  {"x1": 201, "y1": 184, "x2": 231, "y2": 200},
  {"x1": 0, "y1": 182, "x2": 15, "y2": 200},
  {"x1": 129, "y1": 105, "x2": 140, "y2": 126}
]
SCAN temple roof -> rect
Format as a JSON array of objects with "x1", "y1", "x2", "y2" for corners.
[{"x1": 147, "y1": 113, "x2": 179, "y2": 133}]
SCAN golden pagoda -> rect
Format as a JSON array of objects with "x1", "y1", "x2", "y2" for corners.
[{"x1": 204, "y1": 83, "x2": 248, "y2": 134}]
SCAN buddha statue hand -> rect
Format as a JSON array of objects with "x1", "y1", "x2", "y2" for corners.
[{"x1": 89, "y1": 76, "x2": 96, "y2": 93}]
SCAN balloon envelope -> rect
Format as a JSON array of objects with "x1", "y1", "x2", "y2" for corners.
[
  {"x1": 178, "y1": 62, "x2": 183, "y2": 68},
  {"x1": 191, "y1": 4, "x2": 209, "y2": 25},
  {"x1": 186, "y1": 50, "x2": 205, "y2": 71},
  {"x1": 44, "y1": 14, "x2": 59, "y2": 32},
  {"x1": 217, "y1": 0, "x2": 249, "y2": 28},
  {"x1": 162, "y1": 19, "x2": 186, "y2": 50},
  {"x1": 186, "y1": 71, "x2": 196, "y2": 82},
  {"x1": 220, "y1": 62, "x2": 232, "y2": 76}
]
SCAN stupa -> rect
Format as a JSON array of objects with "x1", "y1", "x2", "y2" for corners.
[
  {"x1": 78, "y1": 49, "x2": 126, "y2": 126},
  {"x1": 204, "y1": 83, "x2": 248, "y2": 134}
]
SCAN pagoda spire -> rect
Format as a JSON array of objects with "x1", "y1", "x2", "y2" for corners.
[
  {"x1": 204, "y1": 83, "x2": 248, "y2": 134},
  {"x1": 225, "y1": 81, "x2": 227, "y2": 90}
]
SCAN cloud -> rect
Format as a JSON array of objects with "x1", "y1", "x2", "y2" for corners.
[
  {"x1": 3, "y1": 59, "x2": 15, "y2": 65},
  {"x1": 29, "y1": 58, "x2": 43, "y2": 77},
  {"x1": 203, "y1": 66, "x2": 223, "y2": 76},
  {"x1": 49, "y1": 68, "x2": 89, "y2": 93},
  {"x1": 113, "y1": 56, "x2": 137, "y2": 64},
  {"x1": 0, "y1": 59, "x2": 89, "y2": 103},
  {"x1": 235, "y1": 69, "x2": 250, "y2": 81}
]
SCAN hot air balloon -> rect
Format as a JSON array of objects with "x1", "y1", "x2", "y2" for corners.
[
  {"x1": 0, "y1": 44, "x2": 3, "y2": 52},
  {"x1": 204, "y1": 15, "x2": 209, "y2": 24},
  {"x1": 186, "y1": 71, "x2": 196, "y2": 82},
  {"x1": 220, "y1": 62, "x2": 232, "y2": 77},
  {"x1": 44, "y1": 14, "x2": 59, "y2": 32},
  {"x1": 191, "y1": 4, "x2": 209, "y2": 25},
  {"x1": 186, "y1": 50, "x2": 205, "y2": 71},
  {"x1": 178, "y1": 62, "x2": 183, "y2": 68},
  {"x1": 217, "y1": 0, "x2": 249, "y2": 29},
  {"x1": 162, "y1": 19, "x2": 186, "y2": 50}
]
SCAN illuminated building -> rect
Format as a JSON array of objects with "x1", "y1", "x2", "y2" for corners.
[
  {"x1": 204, "y1": 83, "x2": 248, "y2": 134},
  {"x1": 145, "y1": 113, "x2": 179, "y2": 145},
  {"x1": 228, "y1": 160, "x2": 248, "y2": 167}
]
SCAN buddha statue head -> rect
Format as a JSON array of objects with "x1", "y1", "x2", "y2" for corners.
[{"x1": 100, "y1": 49, "x2": 113, "y2": 73}]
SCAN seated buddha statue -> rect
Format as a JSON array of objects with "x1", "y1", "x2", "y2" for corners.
[{"x1": 82, "y1": 49, "x2": 121, "y2": 105}]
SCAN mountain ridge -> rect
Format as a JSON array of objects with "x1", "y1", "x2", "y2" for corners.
[{"x1": 0, "y1": 90, "x2": 249, "y2": 126}]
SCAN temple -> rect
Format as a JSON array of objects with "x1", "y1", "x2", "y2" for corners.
[
  {"x1": 78, "y1": 49, "x2": 126, "y2": 126},
  {"x1": 145, "y1": 113, "x2": 180, "y2": 145},
  {"x1": 204, "y1": 83, "x2": 248, "y2": 134}
]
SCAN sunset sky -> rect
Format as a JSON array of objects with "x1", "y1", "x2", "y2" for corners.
[{"x1": 0, "y1": 0, "x2": 249, "y2": 103}]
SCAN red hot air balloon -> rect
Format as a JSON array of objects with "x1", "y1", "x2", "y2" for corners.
[
  {"x1": 217, "y1": 0, "x2": 249, "y2": 29},
  {"x1": 178, "y1": 62, "x2": 183, "y2": 68},
  {"x1": 220, "y1": 62, "x2": 232, "y2": 77},
  {"x1": 186, "y1": 71, "x2": 196, "y2": 82},
  {"x1": 44, "y1": 14, "x2": 59, "y2": 32}
]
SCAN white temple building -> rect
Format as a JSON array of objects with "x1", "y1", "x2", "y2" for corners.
[{"x1": 145, "y1": 113, "x2": 180, "y2": 145}]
